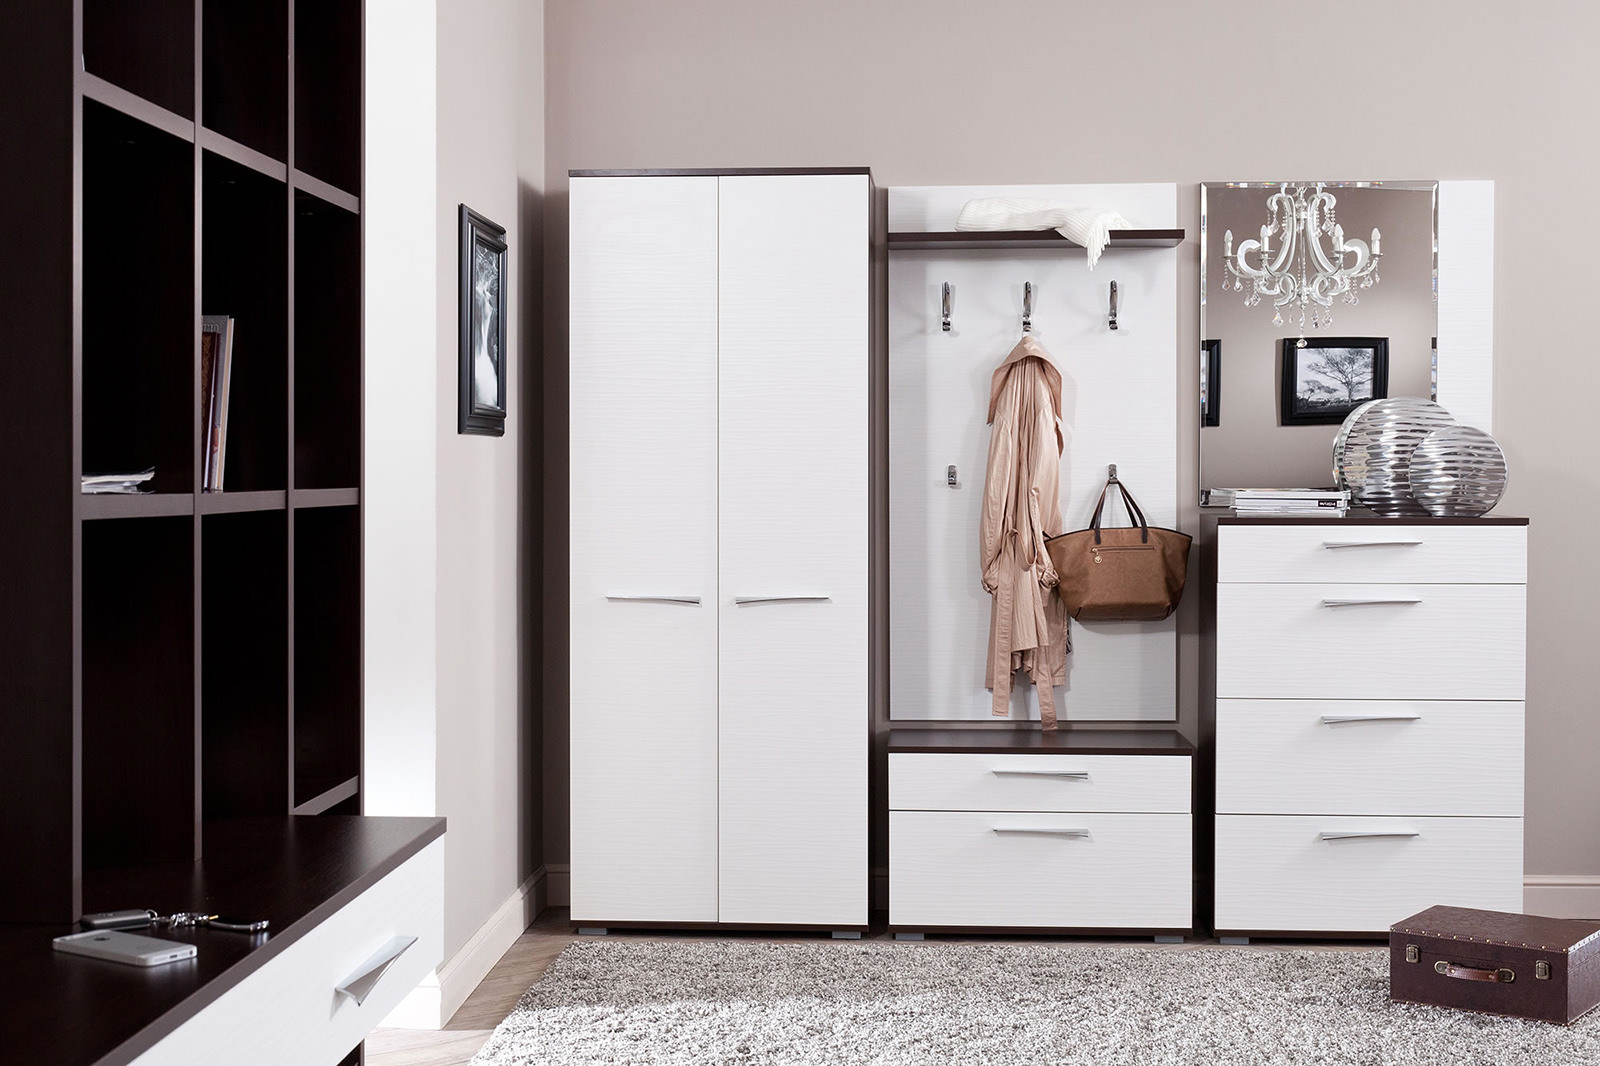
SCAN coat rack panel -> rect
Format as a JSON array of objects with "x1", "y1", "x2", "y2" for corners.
[{"x1": 887, "y1": 183, "x2": 1180, "y2": 722}]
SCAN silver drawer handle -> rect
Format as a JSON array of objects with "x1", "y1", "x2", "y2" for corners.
[
  {"x1": 734, "y1": 595, "x2": 831, "y2": 605},
  {"x1": 1321, "y1": 540, "x2": 1424, "y2": 549},
  {"x1": 606, "y1": 594, "x2": 701, "y2": 605},
  {"x1": 1320, "y1": 714, "x2": 1423, "y2": 724},
  {"x1": 1321, "y1": 598, "x2": 1422, "y2": 607},
  {"x1": 335, "y1": 935, "x2": 417, "y2": 1006},
  {"x1": 1319, "y1": 831, "x2": 1420, "y2": 841},
  {"x1": 992, "y1": 827, "x2": 1090, "y2": 838},
  {"x1": 992, "y1": 769, "x2": 1090, "y2": 780}
]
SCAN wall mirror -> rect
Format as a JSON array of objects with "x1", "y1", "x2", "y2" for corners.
[{"x1": 1200, "y1": 181, "x2": 1444, "y2": 499}]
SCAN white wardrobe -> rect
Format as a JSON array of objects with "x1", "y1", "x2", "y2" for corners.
[{"x1": 568, "y1": 169, "x2": 871, "y2": 930}]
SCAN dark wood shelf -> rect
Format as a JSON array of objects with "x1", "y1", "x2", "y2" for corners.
[
  {"x1": 0, "y1": 817, "x2": 442, "y2": 1066},
  {"x1": 80, "y1": 73, "x2": 195, "y2": 144},
  {"x1": 291, "y1": 168, "x2": 360, "y2": 215},
  {"x1": 81, "y1": 492, "x2": 195, "y2": 520},
  {"x1": 292, "y1": 775, "x2": 361, "y2": 816},
  {"x1": 197, "y1": 490, "x2": 288, "y2": 515},
  {"x1": 887, "y1": 229, "x2": 1186, "y2": 251},
  {"x1": 200, "y1": 127, "x2": 288, "y2": 183},
  {"x1": 1215, "y1": 510, "x2": 1529, "y2": 526},
  {"x1": 291, "y1": 487, "x2": 360, "y2": 509},
  {"x1": 888, "y1": 727, "x2": 1194, "y2": 756}
]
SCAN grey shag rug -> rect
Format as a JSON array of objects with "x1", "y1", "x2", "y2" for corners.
[{"x1": 470, "y1": 939, "x2": 1600, "y2": 1065}]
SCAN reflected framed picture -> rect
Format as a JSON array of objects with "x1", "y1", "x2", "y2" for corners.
[
  {"x1": 1279, "y1": 336, "x2": 1388, "y2": 426},
  {"x1": 1201, "y1": 339, "x2": 1221, "y2": 427},
  {"x1": 459, "y1": 204, "x2": 508, "y2": 437}
]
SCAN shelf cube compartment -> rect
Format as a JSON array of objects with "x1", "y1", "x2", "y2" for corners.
[
  {"x1": 202, "y1": 151, "x2": 289, "y2": 492},
  {"x1": 293, "y1": 505, "x2": 360, "y2": 808},
  {"x1": 202, "y1": 0, "x2": 288, "y2": 162},
  {"x1": 84, "y1": 0, "x2": 195, "y2": 119},
  {"x1": 202, "y1": 509, "x2": 289, "y2": 819},
  {"x1": 82, "y1": 101, "x2": 196, "y2": 495},
  {"x1": 293, "y1": 0, "x2": 362, "y2": 195},
  {"x1": 294, "y1": 190, "x2": 361, "y2": 490},
  {"x1": 82, "y1": 516, "x2": 196, "y2": 871}
]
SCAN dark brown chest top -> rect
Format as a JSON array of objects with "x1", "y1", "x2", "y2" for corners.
[
  {"x1": 888, "y1": 728, "x2": 1193, "y2": 756},
  {"x1": 0, "y1": 815, "x2": 445, "y2": 1066}
]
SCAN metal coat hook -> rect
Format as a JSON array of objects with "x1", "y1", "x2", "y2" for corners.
[
  {"x1": 941, "y1": 282, "x2": 953, "y2": 332},
  {"x1": 1022, "y1": 282, "x2": 1034, "y2": 333},
  {"x1": 1108, "y1": 463, "x2": 1119, "y2": 482},
  {"x1": 1109, "y1": 281, "x2": 1119, "y2": 331}
]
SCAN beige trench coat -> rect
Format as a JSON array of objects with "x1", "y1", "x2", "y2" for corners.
[{"x1": 981, "y1": 335, "x2": 1069, "y2": 729}]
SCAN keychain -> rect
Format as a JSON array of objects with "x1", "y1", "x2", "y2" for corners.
[{"x1": 80, "y1": 909, "x2": 268, "y2": 933}]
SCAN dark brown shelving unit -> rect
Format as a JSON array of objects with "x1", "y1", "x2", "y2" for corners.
[
  {"x1": 887, "y1": 229, "x2": 1186, "y2": 251},
  {"x1": 0, "y1": 1, "x2": 364, "y2": 927}
]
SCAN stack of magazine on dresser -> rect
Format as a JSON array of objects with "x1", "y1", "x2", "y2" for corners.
[{"x1": 1223, "y1": 488, "x2": 1351, "y2": 516}]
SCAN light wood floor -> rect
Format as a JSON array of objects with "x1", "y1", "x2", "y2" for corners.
[{"x1": 366, "y1": 908, "x2": 1375, "y2": 1066}]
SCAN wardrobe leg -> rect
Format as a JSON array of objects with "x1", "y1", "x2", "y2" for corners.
[
  {"x1": 893, "y1": 932, "x2": 925, "y2": 941},
  {"x1": 577, "y1": 927, "x2": 608, "y2": 936},
  {"x1": 831, "y1": 931, "x2": 862, "y2": 940},
  {"x1": 1220, "y1": 936, "x2": 1250, "y2": 945},
  {"x1": 1154, "y1": 935, "x2": 1184, "y2": 944}
]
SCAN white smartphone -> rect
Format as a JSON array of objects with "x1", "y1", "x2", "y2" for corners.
[{"x1": 53, "y1": 929, "x2": 197, "y2": 967}]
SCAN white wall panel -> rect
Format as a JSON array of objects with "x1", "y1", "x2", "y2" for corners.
[
  {"x1": 1436, "y1": 180, "x2": 1495, "y2": 432},
  {"x1": 717, "y1": 175, "x2": 869, "y2": 926},
  {"x1": 888, "y1": 183, "x2": 1180, "y2": 721},
  {"x1": 568, "y1": 176, "x2": 720, "y2": 922}
]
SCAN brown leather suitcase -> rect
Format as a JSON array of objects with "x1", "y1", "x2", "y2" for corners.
[{"x1": 1391, "y1": 905, "x2": 1600, "y2": 1024}]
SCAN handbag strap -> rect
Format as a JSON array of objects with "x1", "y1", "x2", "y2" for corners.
[{"x1": 1089, "y1": 476, "x2": 1150, "y2": 545}]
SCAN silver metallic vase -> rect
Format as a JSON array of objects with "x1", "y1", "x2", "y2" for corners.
[
  {"x1": 1334, "y1": 398, "x2": 1457, "y2": 515},
  {"x1": 1406, "y1": 425, "x2": 1509, "y2": 517}
]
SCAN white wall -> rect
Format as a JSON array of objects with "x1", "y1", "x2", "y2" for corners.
[{"x1": 367, "y1": 0, "x2": 545, "y2": 1028}]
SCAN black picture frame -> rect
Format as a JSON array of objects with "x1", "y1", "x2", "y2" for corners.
[
  {"x1": 1278, "y1": 336, "x2": 1389, "y2": 426},
  {"x1": 459, "y1": 204, "x2": 508, "y2": 437},
  {"x1": 1201, "y1": 339, "x2": 1221, "y2": 427}
]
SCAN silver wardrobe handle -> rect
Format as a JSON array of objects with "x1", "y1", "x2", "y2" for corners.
[
  {"x1": 992, "y1": 769, "x2": 1090, "y2": 780},
  {"x1": 1321, "y1": 540, "x2": 1424, "y2": 549},
  {"x1": 606, "y1": 594, "x2": 702, "y2": 605},
  {"x1": 734, "y1": 595, "x2": 831, "y2": 605},
  {"x1": 992, "y1": 827, "x2": 1090, "y2": 838},
  {"x1": 1321, "y1": 598, "x2": 1422, "y2": 607},
  {"x1": 335, "y1": 935, "x2": 417, "y2": 1006},
  {"x1": 1319, "y1": 831, "x2": 1420, "y2": 841},
  {"x1": 1320, "y1": 714, "x2": 1423, "y2": 724}
]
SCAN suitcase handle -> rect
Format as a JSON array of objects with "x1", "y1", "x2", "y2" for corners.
[{"x1": 1434, "y1": 960, "x2": 1515, "y2": 984}]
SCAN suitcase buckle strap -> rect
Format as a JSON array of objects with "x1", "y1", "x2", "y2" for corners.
[{"x1": 1435, "y1": 960, "x2": 1515, "y2": 983}]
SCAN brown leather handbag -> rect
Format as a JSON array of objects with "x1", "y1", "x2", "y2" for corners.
[{"x1": 1045, "y1": 475, "x2": 1191, "y2": 621}]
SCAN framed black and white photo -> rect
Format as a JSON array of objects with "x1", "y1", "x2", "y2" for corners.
[
  {"x1": 459, "y1": 204, "x2": 508, "y2": 436},
  {"x1": 1278, "y1": 336, "x2": 1389, "y2": 426},
  {"x1": 1201, "y1": 339, "x2": 1221, "y2": 427}
]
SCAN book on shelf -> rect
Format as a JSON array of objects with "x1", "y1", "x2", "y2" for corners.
[
  {"x1": 81, "y1": 468, "x2": 156, "y2": 494},
  {"x1": 201, "y1": 315, "x2": 235, "y2": 492}
]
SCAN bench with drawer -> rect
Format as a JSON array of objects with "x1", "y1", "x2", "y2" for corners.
[{"x1": 888, "y1": 729, "x2": 1193, "y2": 937}]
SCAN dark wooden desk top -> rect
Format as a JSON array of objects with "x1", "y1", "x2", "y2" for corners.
[
  {"x1": 888, "y1": 728, "x2": 1193, "y2": 756},
  {"x1": 0, "y1": 815, "x2": 445, "y2": 1066},
  {"x1": 1213, "y1": 509, "x2": 1527, "y2": 526}
]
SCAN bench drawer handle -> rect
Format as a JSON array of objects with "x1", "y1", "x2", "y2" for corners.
[{"x1": 336, "y1": 935, "x2": 418, "y2": 1006}]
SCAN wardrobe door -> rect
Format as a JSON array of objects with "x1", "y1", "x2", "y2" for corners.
[
  {"x1": 716, "y1": 174, "x2": 870, "y2": 925},
  {"x1": 569, "y1": 176, "x2": 720, "y2": 922}
]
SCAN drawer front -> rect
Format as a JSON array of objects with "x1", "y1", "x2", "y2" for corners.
[
  {"x1": 889, "y1": 753, "x2": 1191, "y2": 814},
  {"x1": 1216, "y1": 700, "x2": 1524, "y2": 817},
  {"x1": 1216, "y1": 583, "x2": 1525, "y2": 700},
  {"x1": 890, "y1": 811, "x2": 1191, "y2": 929},
  {"x1": 133, "y1": 838, "x2": 444, "y2": 1066},
  {"x1": 1218, "y1": 524, "x2": 1526, "y2": 585},
  {"x1": 1214, "y1": 815, "x2": 1522, "y2": 933}
]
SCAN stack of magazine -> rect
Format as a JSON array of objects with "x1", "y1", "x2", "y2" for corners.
[
  {"x1": 81, "y1": 468, "x2": 155, "y2": 494},
  {"x1": 1229, "y1": 488, "x2": 1351, "y2": 516},
  {"x1": 201, "y1": 315, "x2": 235, "y2": 491}
]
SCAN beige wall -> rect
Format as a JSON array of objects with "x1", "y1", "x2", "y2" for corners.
[
  {"x1": 540, "y1": 0, "x2": 1600, "y2": 881},
  {"x1": 1203, "y1": 186, "x2": 1437, "y2": 490}
]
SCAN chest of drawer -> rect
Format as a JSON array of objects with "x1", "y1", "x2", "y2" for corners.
[
  {"x1": 1214, "y1": 815, "x2": 1522, "y2": 933},
  {"x1": 1218, "y1": 525, "x2": 1526, "y2": 585},
  {"x1": 890, "y1": 810, "x2": 1191, "y2": 930},
  {"x1": 1215, "y1": 700, "x2": 1524, "y2": 816},
  {"x1": 131, "y1": 838, "x2": 443, "y2": 1066},
  {"x1": 889, "y1": 753, "x2": 1190, "y2": 814},
  {"x1": 1216, "y1": 582, "x2": 1525, "y2": 701}
]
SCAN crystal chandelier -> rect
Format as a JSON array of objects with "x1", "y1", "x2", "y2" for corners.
[{"x1": 1221, "y1": 183, "x2": 1382, "y2": 333}]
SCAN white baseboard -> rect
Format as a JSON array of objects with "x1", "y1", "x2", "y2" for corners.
[
  {"x1": 547, "y1": 862, "x2": 570, "y2": 907},
  {"x1": 382, "y1": 866, "x2": 547, "y2": 1031},
  {"x1": 1524, "y1": 874, "x2": 1600, "y2": 919}
]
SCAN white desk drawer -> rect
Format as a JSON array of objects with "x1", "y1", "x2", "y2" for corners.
[
  {"x1": 1214, "y1": 815, "x2": 1522, "y2": 933},
  {"x1": 1216, "y1": 701, "x2": 1524, "y2": 817},
  {"x1": 1216, "y1": 583, "x2": 1525, "y2": 701},
  {"x1": 132, "y1": 838, "x2": 444, "y2": 1066},
  {"x1": 890, "y1": 811, "x2": 1191, "y2": 929},
  {"x1": 889, "y1": 753, "x2": 1191, "y2": 814},
  {"x1": 1218, "y1": 524, "x2": 1526, "y2": 585}
]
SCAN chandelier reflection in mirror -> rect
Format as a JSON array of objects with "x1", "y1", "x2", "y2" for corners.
[{"x1": 1221, "y1": 183, "x2": 1381, "y2": 334}]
